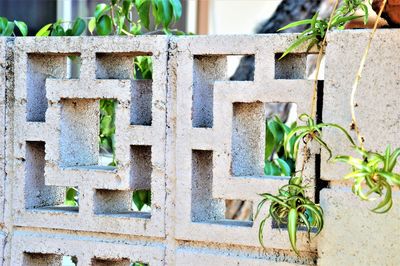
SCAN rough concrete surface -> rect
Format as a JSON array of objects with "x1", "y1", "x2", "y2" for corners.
[{"x1": 0, "y1": 31, "x2": 398, "y2": 265}]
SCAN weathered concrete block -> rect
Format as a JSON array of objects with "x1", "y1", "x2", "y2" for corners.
[
  {"x1": 10, "y1": 231, "x2": 164, "y2": 265},
  {"x1": 11, "y1": 36, "x2": 168, "y2": 237},
  {"x1": 173, "y1": 34, "x2": 317, "y2": 252},
  {"x1": 318, "y1": 188, "x2": 400, "y2": 265},
  {"x1": 322, "y1": 29, "x2": 400, "y2": 180},
  {"x1": 0, "y1": 39, "x2": 6, "y2": 226}
]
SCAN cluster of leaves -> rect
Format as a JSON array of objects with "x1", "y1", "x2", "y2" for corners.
[
  {"x1": 284, "y1": 113, "x2": 355, "y2": 160},
  {"x1": 336, "y1": 146, "x2": 400, "y2": 213},
  {"x1": 42, "y1": 0, "x2": 182, "y2": 209},
  {"x1": 89, "y1": 0, "x2": 182, "y2": 36},
  {"x1": 36, "y1": 18, "x2": 86, "y2": 37},
  {"x1": 256, "y1": 176, "x2": 323, "y2": 254},
  {"x1": 264, "y1": 116, "x2": 296, "y2": 176},
  {"x1": 0, "y1": 17, "x2": 27, "y2": 36},
  {"x1": 261, "y1": 112, "x2": 355, "y2": 252},
  {"x1": 278, "y1": 0, "x2": 369, "y2": 58}
]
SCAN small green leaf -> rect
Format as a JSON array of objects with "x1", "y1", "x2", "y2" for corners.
[
  {"x1": 88, "y1": 17, "x2": 96, "y2": 34},
  {"x1": 2, "y1": 22, "x2": 14, "y2": 36},
  {"x1": 95, "y1": 3, "x2": 111, "y2": 21},
  {"x1": 71, "y1": 17, "x2": 86, "y2": 36},
  {"x1": 36, "y1": 23, "x2": 52, "y2": 37},
  {"x1": 169, "y1": 0, "x2": 182, "y2": 21},
  {"x1": 96, "y1": 15, "x2": 113, "y2": 36},
  {"x1": 278, "y1": 19, "x2": 313, "y2": 32},
  {"x1": 276, "y1": 158, "x2": 292, "y2": 177},
  {"x1": 14, "y1": 20, "x2": 28, "y2": 36},
  {"x1": 264, "y1": 161, "x2": 281, "y2": 176},
  {"x1": 288, "y1": 208, "x2": 299, "y2": 254}
]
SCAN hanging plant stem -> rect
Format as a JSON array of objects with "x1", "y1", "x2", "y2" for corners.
[{"x1": 350, "y1": 0, "x2": 387, "y2": 148}]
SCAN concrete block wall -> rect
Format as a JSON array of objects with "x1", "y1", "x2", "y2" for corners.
[{"x1": 0, "y1": 30, "x2": 398, "y2": 265}]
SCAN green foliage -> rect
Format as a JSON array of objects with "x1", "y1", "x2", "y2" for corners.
[
  {"x1": 36, "y1": 18, "x2": 86, "y2": 37},
  {"x1": 0, "y1": 17, "x2": 28, "y2": 36},
  {"x1": 134, "y1": 55, "x2": 153, "y2": 79},
  {"x1": 132, "y1": 190, "x2": 151, "y2": 210},
  {"x1": 90, "y1": 0, "x2": 182, "y2": 36},
  {"x1": 65, "y1": 187, "x2": 79, "y2": 206},
  {"x1": 99, "y1": 100, "x2": 117, "y2": 165},
  {"x1": 284, "y1": 113, "x2": 355, "y2": 160},
  {"x1": 278, "y1": 0, "x2": 369, "y2": 58},
  {"x1": 335, "y1": 146, "x2": 400, "y2": 213},
  {"x1": 256, "y1": 176, "x2": 323, "y2": 254},
  {"x1": 264, "y1": 116, "x2": 296, "y2": 176}
]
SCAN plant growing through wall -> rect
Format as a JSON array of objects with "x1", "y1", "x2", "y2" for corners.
[
  {"x1": 257, "y1": 0, "x2": 400, "y2": 254},
  {"x1": 34, "y1": 0, "x2": 183, "y2": 209}
]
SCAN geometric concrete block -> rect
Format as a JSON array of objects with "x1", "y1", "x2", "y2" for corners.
[
  {"x1": 173, "y1": 34, "x2": 318, "y2": 253},
  {"x1": 11, "y1": 36, "x2": 168, "y2": 237}
]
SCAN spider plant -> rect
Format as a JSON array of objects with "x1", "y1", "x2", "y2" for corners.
[
  {"x1": 284, "y1": 113, "x2": 355, "y2": 161},
  {"x1": 335, "y1": 146, "x2": 400, "y2": 213},
  {"x1": 256, "y1": 176, "x2": 323, "y2": 254},
  {"x1": 278, "y1": 0, "x2": 369, "y2": 59}
]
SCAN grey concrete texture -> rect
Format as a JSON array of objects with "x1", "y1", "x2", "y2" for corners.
[
  {"x1": 173, "y1": 34, "x2": 317, "y2": 252},
  {"x1": 0, "y1": 39, "x2": 5, "y2": 226},
  {"x1": 321, "y1": 29, "x2": 400, "y2": 180},
  {"x1": 0, "y1": 30, "x2": 399, "y2": 265},
  {"x1": 318, "y1": 188, "x2": 400, "y2": 265}
]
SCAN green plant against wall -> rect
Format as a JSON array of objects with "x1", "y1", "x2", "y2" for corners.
[
  {"x1": 30, "y1": 0, "x2": 184, "y2": 210},
  {"x1": 0, "y1": 17, "x2": 28, "y2": 36},
  {"x1": 278, "y1": 0, "x2": 369, "y2": 58},
  {"x1": 258, "y1": 0, "x2": 400, "y2": 255}
]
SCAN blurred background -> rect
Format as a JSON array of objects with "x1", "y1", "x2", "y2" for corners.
[{"x1": 0, "y1": 0, "x2": 282, "y2": 35}]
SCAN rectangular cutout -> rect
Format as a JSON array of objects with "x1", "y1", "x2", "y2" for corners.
[
  {"x1": 95, "y1": 53, "x2": 152, "y2": 80},
  {"x1": 92, "y1": 258, "x2": 148, "y2": 266},
  {"x1": 26, "y1": 53, "x2": 80, "y2": 122},
  {"x1": 225, "y1": 199, "x2": 253, "y2": 221},
  {"x1": 192, "y1": 55, "x2": 226, "y2": 128},
  {"x1": 228, "y1": 55, "x2": 255, "y2": 81},
  {"x1": 60, "y1": 99, "x2": 99, "y2": 167},
  {"x1": 25, "y1": 141, "x2": 78, "y2": 212},
  {"x1": 23, "y1": 252, "x2": 63, "y2": 265},
  {"x1": 130, "y1": 145, "x2": 152, "y2": 190},
  {"x1": 264, "y1": 103, "x2": 297, "y2": 177},
  {"x1": 275, "y1": 53, "x2": 307, "y2": 79},
  {"x1": 94, "y1": 189, "x2": 151, "y2": 218},
  {"x1": 130, "y1": 80, "x2": 152, "y2": 126},
  {"x1": 231, "y1": 102, "x2": 297, "y2": 177},
  {"x1": 99, "y1": 100, "x2": 116, "y2": 166},
  {"x1": 191, "y1": 150, "x2": 224, "y2": 222}
]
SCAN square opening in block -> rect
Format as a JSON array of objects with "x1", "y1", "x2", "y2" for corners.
[
  {"x1": 91, "y1": 258, "x2": 148, "y2": 266},
  {"x1": 23, "y1": 253, "x2": 77, "y2": 265},
  {"x1": 225, "y1": 199, "x2": 253, "y2": 221},
  {"x1": 26, "y1": 53, "x2": 81, "y2": 122},
  {"x1": 192, "y1": 54, "x2": 255, "y2": 128},
  {"x1": 275, "y1": 53, "x2": 308, "y2": 79},
  {"x1": 25, "y1": 141, "x2": 79, "y2": 212},
  {"x1": 93, "y1": 189, "x2": 151, "y2": 218},
  {"x1": 95, "y1": 53, "x2": 153, "y2": 80},
  {"x1": 23, "y1": 253, "x2": 64, "y2": 265},
  {"x1": 231, "y1": 102, "x2": 297, "y2": 177}
]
